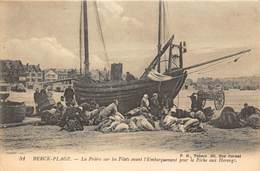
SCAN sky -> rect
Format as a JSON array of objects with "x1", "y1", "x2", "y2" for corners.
[{"x1": 0, "y1": 0, "x2": 259, "y2": 79}]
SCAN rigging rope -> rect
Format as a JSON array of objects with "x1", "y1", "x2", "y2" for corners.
[
  {"x1": 187, "y1": 55, "x2": 243, "y2": 75},
  {"x1": 93, "y1": 1, "x2": 110, "y2": 67},
  {"x1": 196, "y1": 57, "x2": 240, "y2": 75},
  {"x1": 188, "y1": 57, "x2": 235, "y2": 74}
]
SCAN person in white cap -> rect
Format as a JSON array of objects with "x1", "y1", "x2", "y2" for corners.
[{"x1": 140, "y1": 94, "x2": 150, "y2": 110}]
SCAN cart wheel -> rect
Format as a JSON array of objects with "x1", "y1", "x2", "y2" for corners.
[{"x1": 214, "y1": 91, "x2": 225, "y2": 110}]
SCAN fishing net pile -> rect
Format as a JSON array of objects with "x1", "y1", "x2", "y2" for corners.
[
  {"x1": 38, "y1": 100, "x2": 215, "y2": 133},
  {"x1": 38, "y1": 98, "x2": 260, "y2": 133}
]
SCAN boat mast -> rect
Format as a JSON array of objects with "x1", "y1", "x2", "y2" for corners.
[
  {"x1": 157, "y1": 0, "x2": 162, "y2": 73},
  {"x1": 79, "y1": 2, "x2": 83, "y2": 75},
  {"x1": 83, "y1": 0, "x2": 89, "y2": 75}
]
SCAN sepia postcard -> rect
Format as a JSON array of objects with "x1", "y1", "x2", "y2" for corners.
[{"x1": 0, "y1": 0, "x2": 259, "y2": 171}]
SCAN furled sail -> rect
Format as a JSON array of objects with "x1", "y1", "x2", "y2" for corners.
[{"x1": 147, "y1": 69, "x2": 173, "y2": 81}]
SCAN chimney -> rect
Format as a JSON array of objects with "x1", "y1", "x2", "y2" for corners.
[{"x1": 111, "y1": 63, "x2": 123, "y2": 81}]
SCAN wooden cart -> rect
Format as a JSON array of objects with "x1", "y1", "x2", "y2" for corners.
[{"x1": 197, "y1": 89, "x2": 225, "y2": 110}]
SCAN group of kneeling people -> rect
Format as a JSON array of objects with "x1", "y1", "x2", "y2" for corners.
[{"x1": 39, "y1": 93, "x2": 214, "y2": 133}]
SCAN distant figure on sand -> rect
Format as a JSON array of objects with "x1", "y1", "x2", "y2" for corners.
[{"x1": 33, "y1": 88, "x2": 40, "y2": 112}]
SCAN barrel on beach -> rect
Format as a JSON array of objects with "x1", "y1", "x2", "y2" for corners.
[{"x1": 0, "y1": 101, "x2": 26, "y2": 124}]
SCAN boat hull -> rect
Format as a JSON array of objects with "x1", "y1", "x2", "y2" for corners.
[{"x1": 74, "y1": 70, "x2": 187, "y2": 113}]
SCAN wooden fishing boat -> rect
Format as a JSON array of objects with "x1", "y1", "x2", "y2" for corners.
[
  {"x1": 73, "y1": 1, "x2": 189, "y2": 113},
  {"x1": 73, "y1": 0, "x2": 250, "y2": 113},
  {"x1": 75, "y1": 69, "x2": 187, "y2": 113}
]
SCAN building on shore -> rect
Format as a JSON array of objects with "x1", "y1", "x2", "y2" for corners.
[
  {"x1": 0, "y1": 59, "x2": 81, "y2": 91},
  {"x1": 43, "y1": 69, "x2": 58, "y2": 82},
  {"x1": 43, "y1": 68, "x2": 79, "y2": 91},
  {"x1": 0, "y1": 60, "x2": 26, "y2": 84},
  {"x1": 44, "y1": 68, "x2": 78, "y2": 82},
  {"x1": 56, "y1": 69, "x2": 78, "y2": 80},
  {"x1": 195, "y1": 76, "x2": 260, "y2": 90},
  {"x1": 24, "y1": 63, "x2": 43, "y2": 89}
]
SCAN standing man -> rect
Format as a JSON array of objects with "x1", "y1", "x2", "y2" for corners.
[
  {"x1": 189, "y1": 93, "x2": 198, "y2": 112},
  {"x1": 161, "y1": 94, "x2": 169, "y2": 110},
  {"x1": 34, "y1": 88, "x2": 41, "y2": 113},
  {"x1": 150, "y1": 93, "x2": 160, "y2": 119},
  {"x1": 64, "y1": 85, "x2": 75, "y2": 107},
  {"x1": 40, "y1": 84, "x2": 48, "y2": 97}
]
